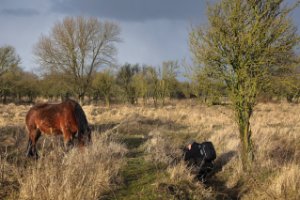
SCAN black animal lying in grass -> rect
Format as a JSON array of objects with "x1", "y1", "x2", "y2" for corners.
[{"x1": 183, "y1": 140, "x2": 216, "y2": 182}]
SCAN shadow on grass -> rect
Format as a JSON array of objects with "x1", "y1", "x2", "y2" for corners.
[
  {"x1": 205, "y1": 150, "x2": 247, "y2": 200},
  {"x1": 213, "y1": 150, "x2": 237, "y2": 174},
  {"x1": 90, "y1": 123, "x2": 119, "y2": 133},
  {"x1": 137, "y1": 117, "x2": 188, "y2": 131},
  {"x1": 122, "y1": 137, "x2": 146, "y2": 150}
]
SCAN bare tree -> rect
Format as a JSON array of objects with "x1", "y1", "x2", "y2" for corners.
[{"x1": 34, "y1": 16, "x2": 121, "y2": 104}]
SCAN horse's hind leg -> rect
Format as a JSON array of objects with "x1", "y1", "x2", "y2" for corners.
[{"x1": 26, "y1": 129, "x2": 41, "y2": 159}]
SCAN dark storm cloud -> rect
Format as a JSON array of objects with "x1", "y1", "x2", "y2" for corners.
[
  {"x1": 51, "y1": 0, "x2": 206, "y2": 21},
  {"x1": 0, "y1": 8, "x2": 40, "y2": 16}
]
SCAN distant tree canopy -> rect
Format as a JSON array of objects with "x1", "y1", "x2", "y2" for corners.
[
  {"x1": 116, "y1": 63, "x2": 140, "y2": 104},
  {"x1": 39, "y1": 72, "x2": 72, "y2": 100},
  {"x1": 92, "y1": 70, "x2": 115, "y2": 107},
  {"x1": 114, "y1": 62, "x2": 181, "y2": 106},
  {"x1": 0, "y1": 45, "x2": 20, "y2": 76},
  {"x1": 190, "y1": 0, "x2": 300, "y2": 170},
  {"x1": 0, "y1": 46, "x2": 39, "y2": 103},
  {"x1": 34, "y1": 16, "x2": 121, "y2": 104}
]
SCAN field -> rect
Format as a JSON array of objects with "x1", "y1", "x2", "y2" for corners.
[{"x1": 0, "y1": 100, "x2": 299, "y2": 199}]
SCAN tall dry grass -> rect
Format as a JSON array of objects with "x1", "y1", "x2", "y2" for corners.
[
  {"x1": 156, "y1": 161, "x2": 215, "y2": 200},
  {"x1": 1, "y1": 100, "x2": 299, "y2": 199},
  {"x1": 92, "y1": 101, "x2": 299, "y2": 199},
  {"x1": 17, "y1": 133, "x2": 127, "y2": 200}
]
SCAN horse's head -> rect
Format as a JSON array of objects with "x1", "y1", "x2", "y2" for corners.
[{"x1": 74, "y1": 126, "x2": 92, "y2": 145}]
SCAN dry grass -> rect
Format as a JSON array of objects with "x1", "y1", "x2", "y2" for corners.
[
  {"x1": 156, "y1": 161, "x2": 215, "y2": 200},
  {"x1": 17, "y1": 133, "x2": 127, "y2": 200},
  {"x1": 144, "y1": 130, "x2": 183, "y2": 165},
  {"x1": 0, "y1": 111, "x2": 127, "y2": 200},
  {"x1": 1, "y1": 100, "x2": 300, "y2": 199}
]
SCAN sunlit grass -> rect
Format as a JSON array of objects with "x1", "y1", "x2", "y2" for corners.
[{"x1": 0, "y1": 100, "x2": 299, "y2": 199}]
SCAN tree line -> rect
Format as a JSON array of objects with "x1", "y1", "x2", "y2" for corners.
[
  {"x1": 1, "y1": 49, "x2": 299, "y2": 107},
  {"x1": 0, "y1": 46, "x2": 299, "y2": 106},
  {"x1": 0, "y1": 52, "x2": 189, "y2": 106}
]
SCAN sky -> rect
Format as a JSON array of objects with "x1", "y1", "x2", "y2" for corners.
[{"x1": 0, "y1": 0, "x2": 299, "y2": 73}]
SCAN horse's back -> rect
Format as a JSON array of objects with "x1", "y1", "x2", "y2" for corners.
[{"x1": 25, "y1": 100, "x2": 78, "y2": 135}]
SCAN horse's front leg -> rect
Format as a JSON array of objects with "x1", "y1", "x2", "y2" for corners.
[
  {"x1": 26, "y1": 138, "x2": 34, "y2": 157},
  {"x1": 62, "y1": 129, "x2": 74, "y2": 151}
]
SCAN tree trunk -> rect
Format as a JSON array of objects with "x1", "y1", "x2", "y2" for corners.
[
  {"x1": 237, "y1": 108, "x2": 254, "y2": 171},
  {"x1": 16, "y1": 93, "x2": 21, "y2": 104},
  {"x1": 286, "y1": 94, "x2": 293, "y2": 103},
  {"x1": 143, "y1": 96, "x2": 147, "y2": 107},
  {"x1": 105, "y1": 95, "x2": 110, "y2": 108},
  {"x1": 162, "y1": 97, "x2": 165, "y2": 106},
  {"x1": 78, "y1": 93, "x2": 85, "y2": 105},
  {"x1": 153, "y1": 96, "x2": 158, "y2": 108},
  {"x1": 3, "y1": 93, "x2": 7, "y2": 104}
]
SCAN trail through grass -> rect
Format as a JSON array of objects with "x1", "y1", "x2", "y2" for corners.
[{"x1": 102, "y1": 134, "x2": 167, "y2": 200}]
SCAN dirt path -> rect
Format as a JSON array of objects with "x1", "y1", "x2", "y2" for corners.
[{"x1": 101, "y1": 134, "x2": 164, "y2": 200}]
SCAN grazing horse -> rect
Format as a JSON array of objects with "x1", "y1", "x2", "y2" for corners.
[{"x1": 25, "y1": 99, "x2": 91, "y2": 158}]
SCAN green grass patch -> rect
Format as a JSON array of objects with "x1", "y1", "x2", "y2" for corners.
[{"x1": 102, "y1": 134, "x2": 170, "y2": 200}]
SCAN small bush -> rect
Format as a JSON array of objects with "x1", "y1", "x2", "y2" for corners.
[{"x1": 157, "y1": 162, "x2": 215, "y2": 200}]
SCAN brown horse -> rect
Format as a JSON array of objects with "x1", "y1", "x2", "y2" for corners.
[{"x1": 25, "y1": 99, "x2": 91, "y2": 158}]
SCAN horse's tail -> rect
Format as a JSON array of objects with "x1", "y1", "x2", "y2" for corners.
[{"x1": 74, "y1": 102, "x2": 90, "y2": 136}]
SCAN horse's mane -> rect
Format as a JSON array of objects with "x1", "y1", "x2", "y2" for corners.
[{"x1": 72, "y1": 100, "x2": 90, "y2": 136}]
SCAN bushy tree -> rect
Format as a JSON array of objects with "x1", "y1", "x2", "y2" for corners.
[
  {"x1": 0, "y1": 45, "x2": 20, "y2": 76},
  {"x1": 160, "y1": 61, "x2": 179, "y2": 104},
  {"x1": 147, "y1": 67, "x2": 160, "y2": 107},
  {"x1": 0, "y1": 45, "x2": 21, "y2": 103},
  {"x1": 39, "y1": 72, "x2": 72, "y2": 100},
  {"x1": 190, "y1": 0, "x2": 300, "y2": 170},
  {"x1": 195, "y1": 68, "x2": 227, "y2": 105},
  {"x1": 116, "y1": 63, "x2": 140, "y2": 104},
  {"x1": 92, "y1": 70, "x2": 115, "y2": 107},
  {"x1": 0, "y1": 65, "x2": 40, "y2": 103}
]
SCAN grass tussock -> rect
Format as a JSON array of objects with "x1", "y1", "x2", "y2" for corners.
[
  {"x1": 17, "y1": 133, "x2": 127, "y2": 200},
  {"x1": 144, "y1": 130, "x2": 214, "y2": 199},
  {"x1": 156, "y1": 162, "x2": 215, "y2": 200},
  {"x1": 244, "y1": 163, "x2": 300, "y2": 200},
  {"x1": 268, "y1": 164, "x2": 300, "y2": 200},
  {"x1": 144, "y1": 130, "x2": 184, "y2": 165}
]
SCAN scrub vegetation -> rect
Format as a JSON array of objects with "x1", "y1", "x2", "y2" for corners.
[{"x1": 1, "y1": 101, "x2": 299, "y2": 199}]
